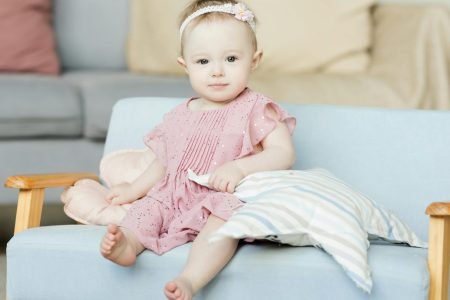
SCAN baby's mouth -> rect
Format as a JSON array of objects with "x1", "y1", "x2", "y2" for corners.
[{"x1": 208, "y1": 83, "x2": 229, "y2": 89}]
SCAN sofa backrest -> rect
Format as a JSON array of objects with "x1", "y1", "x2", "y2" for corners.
[
  {"x1": 53, "y1": 0, "x2": 129, "y2": 70},
  {"x1": 105, "y1": 97, "x2": 450, "y2": 241}
]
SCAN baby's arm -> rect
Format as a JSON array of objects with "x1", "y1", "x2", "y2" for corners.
[
  {"x1": 106, "y1": 159, "x2": 166, "y2": 205},
  {"x1": 209, "y1": 119, "x2": 295, "y2": 193}
]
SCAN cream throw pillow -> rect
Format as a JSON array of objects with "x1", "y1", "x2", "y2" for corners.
[
  {"x1": 127, "y1": 0, "x2": 375, "y2": 75},
  {"x1": 189, "y1": 168, "x2": 427, "y2": 293}
]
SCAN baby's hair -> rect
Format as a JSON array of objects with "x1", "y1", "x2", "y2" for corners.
[{"x1": 178, "y1": 0, "x2": 258, "y2": 56}]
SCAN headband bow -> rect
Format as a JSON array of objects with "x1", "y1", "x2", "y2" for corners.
[{"x1": 180, "y1": 3, "x2": 255, "y2": 38}]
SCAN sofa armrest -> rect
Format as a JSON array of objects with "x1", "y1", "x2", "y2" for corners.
[
  {"x1": 426, "y1": 202, "x2": 450, "y2": 217},
  {"x1": 426, "y1": 202, "x2": 450, "y2": 300},
  {"x1": 4, "y1": 172, "x2": 99, "y2": 234},
  {"x1": 369, "y1": 4, "x2": 450, "y2": 109},
  {"x1": 5, "y1": 172, "x2": 98, "y2": 189}
]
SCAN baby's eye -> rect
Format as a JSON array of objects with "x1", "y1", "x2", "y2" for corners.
[
  {"x1": 226, "y1": 56, "x2": 237, "y2": 62},
  {"x1": 197, "y1": 59, "x2": 209, "y2": 65}
]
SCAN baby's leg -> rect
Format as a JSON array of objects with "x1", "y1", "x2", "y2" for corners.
[
  {"x1": 164, "y1": 215, "x2": 239, "y2": 300},
  {"x1": 100, "y1": 224, "x2": 144, "y2": 266}
]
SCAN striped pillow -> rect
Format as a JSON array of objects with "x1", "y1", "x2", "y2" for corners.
[{"x1": 190, "y1": 169, "x2": 427, "y2": 293}]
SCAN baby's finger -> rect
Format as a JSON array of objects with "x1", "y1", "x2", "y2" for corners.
[
  {"x1": 208, "y1": 174, "x2": 216, "y2": 189},
  {"x1": 111, "y1": 196, "x2": 124, "y2": 205},
  {"x1": 211, "y1": 177, "x2": 223, "y2": 192},
  {"x1": 217, "y1": 179, "x2": 229, "y2": 193},
  {"x1": 209, "y1": 175, "x2": 221, "y2": 190},
  {"x1": 105, "y1": 191, "x2": 117, "y2": 203},
  {"x1": 105, "y1": 193, "x2": 113, "y2": 202},
  {"x1": 226, "y1": 181, "x2": 237, "y2": 193}
]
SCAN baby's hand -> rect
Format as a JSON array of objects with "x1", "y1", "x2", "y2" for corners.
[
  {"x1": 208, "y1": 161, "x2": 245, "y2": 193},
  {"x1": 106, "y1": 183, "x2": 136, "y2": 205}
]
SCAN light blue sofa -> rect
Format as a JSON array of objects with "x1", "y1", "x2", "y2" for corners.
[
  {"x1": 2, "y1": 0, "x2": 449, "y2": 244},
  {"x1": 6, "y1": 98, "x2": 450, "y2": 299}
]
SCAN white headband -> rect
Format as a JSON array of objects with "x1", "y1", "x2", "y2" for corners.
[{"x1": 179, "y1": 3, "x2": 256, "y2": 38}]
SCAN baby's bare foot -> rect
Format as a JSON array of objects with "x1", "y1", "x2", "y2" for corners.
[
  {"x1": 100, "y1": 224, "x2": 137, "y2": 266},
  {"x1": 164, "y1": 277, "x2": 194, "y2": 300}
]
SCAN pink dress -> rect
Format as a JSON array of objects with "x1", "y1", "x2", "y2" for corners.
[{"x1": 120, "y1": 88, "x2": 296, "y2": 255}]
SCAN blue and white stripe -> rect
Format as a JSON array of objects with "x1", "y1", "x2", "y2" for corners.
[{"x1": 189, "y1": 168, "x2": 426, "y2": 293}]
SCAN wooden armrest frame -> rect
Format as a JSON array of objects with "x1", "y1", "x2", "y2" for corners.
[
  {"x1": 427, "y1": 202, "x2": 450, "y2": 300},
  {"x1": 4, "y1": 173, "x2": 99, "y2": 234}
]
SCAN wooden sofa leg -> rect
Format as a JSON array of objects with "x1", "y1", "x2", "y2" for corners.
[
  {"x1": 14, "y1": 188, "x2": 45, "y2": 234},
  {"x1": 428, "y1": 216, "x2": 450, "y2": 300}
]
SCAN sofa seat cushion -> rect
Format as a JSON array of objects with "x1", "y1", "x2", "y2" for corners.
[
  {"x1": 62, "y1": 71, "x2": 194, "y2": 139},
  {"x1": 0, "y1": 74, "x2": 81, "y2": 137},
  {"x1": 7, "y1": 225, "x2": 428, "y2": 300}
]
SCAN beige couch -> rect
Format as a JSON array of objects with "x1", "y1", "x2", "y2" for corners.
[{"x1": 128, "y1": 1, "x2": 450, "y2": 110}]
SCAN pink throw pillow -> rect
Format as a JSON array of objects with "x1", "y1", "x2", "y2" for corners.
[
  {"x1": 61, "y1": 179, "x2": 130, "y2": 225},
  {"x1": 61, "y1": 149, "x2": 154, "y2": 225},
  {"x1": 0, "y1": 0, "x2": 60, "y2": 74}
]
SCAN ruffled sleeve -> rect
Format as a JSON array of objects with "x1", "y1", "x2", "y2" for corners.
[
  {"x1": 143, "y1": 123, "x2": 167, "y2": 167},
  {"x1": 238, "y1": 97, "x2": 296, "y2": 158}
]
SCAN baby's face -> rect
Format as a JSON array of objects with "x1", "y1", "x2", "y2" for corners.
[{"x1": 179, "y1": 17, "x2": 260, "y2": 104}]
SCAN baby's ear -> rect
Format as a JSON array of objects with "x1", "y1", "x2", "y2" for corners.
[
  {"x1": 251, "y1": 50, "x2": 263, "y2": 71},
  {"x1": 177, "y1": 57, "x2": 188, "y2": 74}
]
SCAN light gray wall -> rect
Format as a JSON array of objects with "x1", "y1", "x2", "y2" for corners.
[{"x1": 378, "y1": 0, "x2": 449, "y2": 5}]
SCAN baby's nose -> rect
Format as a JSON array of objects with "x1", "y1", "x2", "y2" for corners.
[{"x1": 211, "y1": 63, "x2": 224, "y2": 77}]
